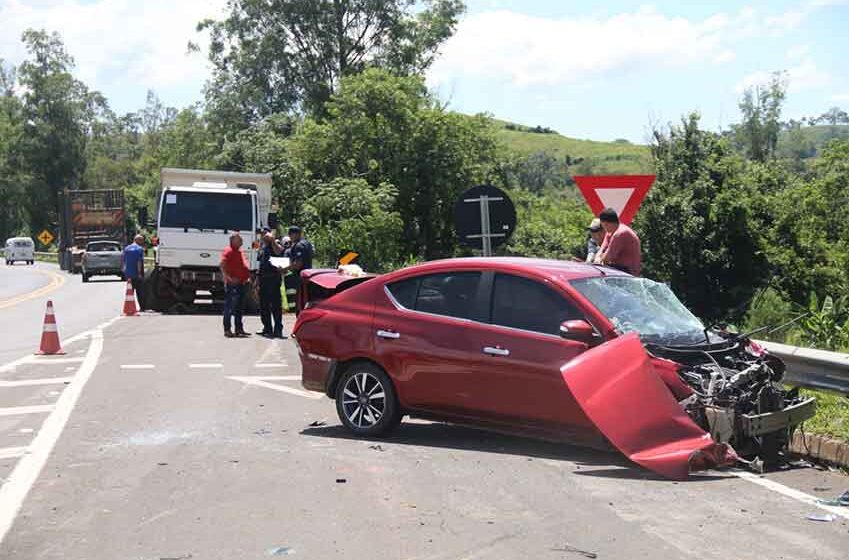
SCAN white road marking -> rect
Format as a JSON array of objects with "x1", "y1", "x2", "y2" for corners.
[
  {"x1": 730, "y1": 469, "x2": 849, "y2": 520},
  {"x1": 120, "y1": 364, "x2": 155, "y2": 370},
  {"x1": 0, "y1": 327, "x2": 105, "y2": 543},
  {"x1": 0, "y1": 447, "x2": 28, "y2": 460},
  {"x1": 0, "y1": 377, "x2": 74, "y2": 387},
  {"x1": 26, "y1": 357, "x2": 83, "y2": 364},
  {"x1": 253, "y1": 363, "x2": 289, "y2": 368},
  {"x1": 226, "y1": 376, "x2": 321, "y2": 399},
  {"x1": 189, "y1": 363, "x2": 222, "y2": 369},
  {"x1": 0, "y1": 405, "x2": 55, "y2": 416}
]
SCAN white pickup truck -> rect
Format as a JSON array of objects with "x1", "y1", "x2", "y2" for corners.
[{"x1": 146, "y1": 168, "x2": 275, "y2": 312}]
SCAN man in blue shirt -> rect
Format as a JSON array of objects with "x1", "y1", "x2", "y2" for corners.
[{"x1": 122, "y1": 234, "x2": 146, "y2": 311}]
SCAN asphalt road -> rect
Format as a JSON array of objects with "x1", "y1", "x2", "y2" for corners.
[{"x1": 0, "y1": 267, "x2": 847, "y2": 559}]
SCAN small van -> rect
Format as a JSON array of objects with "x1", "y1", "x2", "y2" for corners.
[{"x1": 4, "y1": 237, "x2": 35, "y2": 265}]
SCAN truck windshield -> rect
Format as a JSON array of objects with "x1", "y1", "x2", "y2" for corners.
[{"x1": 160, "y1": 191, "x2": 253, "y2": 232}]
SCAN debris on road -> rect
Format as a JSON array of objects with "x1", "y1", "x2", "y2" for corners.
[
  {"x1": 157, "y1": 462, "x2": 168, "y2": 466},
  {"x1": 335, "y1": 478, "x2": 347, "y2": 483},
  {"x1": 806, "y1": 513, "x2": 838, "y2": 522},
  {"x1": 308, "y1": 419, "x2": 326, "y2": 427},
  {"x1": 369, "y1": 444, "x2": 385, "y2": 451},
  {"x1": 268, "y1": 545, "x2": 295, "y2": 556},
  {"x1": 816, "y1": 490, "x2": 849, "y2": 507},
  {"x1": 254, "y1": 428, "x2": 272, "y2": 436},
  {"x1": 551, "y1": 543, "x2": 598, "y2": 558}
]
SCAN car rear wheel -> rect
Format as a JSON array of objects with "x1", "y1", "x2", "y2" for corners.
[
  {"x1": 335, "y1": 363, "x2": 400, "y2": 437},
  {"x1": 82, "y1": 273, "x2": 89, "y2": 283}
]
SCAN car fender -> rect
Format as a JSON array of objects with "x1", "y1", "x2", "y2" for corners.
[{"x1": 560, "y1": 332, "x2": 737, "y2": 480}]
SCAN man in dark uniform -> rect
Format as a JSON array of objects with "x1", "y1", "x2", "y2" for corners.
[
  {"x1": 285, "y1": 226, "x2": 313, "y2": 315},
  {"x1": 256, "y1": 228, "x2": 286, "y2": 338}
]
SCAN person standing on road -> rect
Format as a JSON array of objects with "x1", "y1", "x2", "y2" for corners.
[
  {"x1": 256, "y1": 229, "x2": 286, "y2": 339},
  {"x1": 594, "y1": 207, "x2": 642, "y2": 276},
  {"x1": 220, "y1": 232, "x2": 251, "y2": 338},
  {"x1": 121, "y1": 234, "x2": 146, "y2": 311},
  {"x1": 282, "y1": 226, "x2": 313, "y2": 315},
  {"x1": 585, "y1": 218, "x2": 605, "y2": 263}
]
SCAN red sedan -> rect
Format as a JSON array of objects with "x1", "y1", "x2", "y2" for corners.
[{"x1": 293, "y1": 258, "x2": 814, "y2": 480}]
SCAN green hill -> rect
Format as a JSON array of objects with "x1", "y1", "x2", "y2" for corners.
[{"x1": 492, "y1": 119, "x2": 654, "y2": 175}]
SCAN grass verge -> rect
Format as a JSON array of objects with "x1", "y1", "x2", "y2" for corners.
[{"x1": 801, "y1": 388, "x2": 849, "y2": 441}]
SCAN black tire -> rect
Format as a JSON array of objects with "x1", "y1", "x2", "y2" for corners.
[
  {"x1": 82, "y1": 273, "x2": 89, "y2": 283},
  {"x1": 145, "y1": 269, "x2": 177, "y2": 312},
  {"x1": 335, "y1": 363, "x2": 401, "y2": 437}
]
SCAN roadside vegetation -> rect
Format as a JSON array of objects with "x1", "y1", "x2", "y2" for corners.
[{"x1": 0, "y1": 2, "x2": 846, "y2": 432}]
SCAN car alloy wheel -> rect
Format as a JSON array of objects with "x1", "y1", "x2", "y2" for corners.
[{"x1": 335, "y1": 364, "x2": 400, "y2": 436}]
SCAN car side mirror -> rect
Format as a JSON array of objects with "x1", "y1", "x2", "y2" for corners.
[{"x1": 559, "y1": 320, "x2": 596, "y2": 343}]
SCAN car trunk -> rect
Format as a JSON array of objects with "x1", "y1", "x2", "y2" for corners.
[{"x1": 298, "y1": 269, "x2": 378, "y2": 312}]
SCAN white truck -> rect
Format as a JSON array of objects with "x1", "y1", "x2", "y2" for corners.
[{"x1": 147, "y1": 168, "x2": 275, "y2": 312}]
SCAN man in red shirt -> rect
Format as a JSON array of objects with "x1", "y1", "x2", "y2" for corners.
[
  {"x1": 220, "y1": 232, "x2": 251, "y2": 338},
  {"x1": 595, "y1": 207, "x2": 642, "y2": 276}
]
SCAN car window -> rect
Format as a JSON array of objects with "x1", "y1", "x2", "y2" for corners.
[
  {"x1": 87, "y1": 242, "x2": 120, "y2": 252},
  {"x1": 490, "y1": 273, "x2": 584, "y2": 335},
  {"x1": 386, "y1": 277, "x2": 419, "y2": 309},
  {"x1": 387, "y1": 272, "x2": 484, "y2": 321}
]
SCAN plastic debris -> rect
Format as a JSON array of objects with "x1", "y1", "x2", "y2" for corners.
[
  {"x1": 308, "y1": 420, "x2": 327, "y2": 427},
  {"x1": 816, "y1": 490, "x2": 849, "y2": 507},
  {"x1": 268, "y1": 546, "x2": 295, "y2": 556},
  {"x1": 336, "y1": 478, "x2": 347, "y2": 483},
  {"x1": 369, "y1": 444, "x2": 385, "y2": 451},
  {"x1": 551, "y1": 544, "x2": 598, "y2": 558},
  {"x1": 806, "y1": 513, "x2": 837, "y2": 522},
  {"x1": 254, "y1": 428, "x2": 272, "y2": 436}
]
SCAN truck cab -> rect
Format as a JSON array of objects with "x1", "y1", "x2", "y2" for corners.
[{"x1": 147, "y1": 168, "x2": 273, "y2": 312}]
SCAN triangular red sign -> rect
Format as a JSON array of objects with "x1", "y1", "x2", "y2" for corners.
[{"x1": 573, "y1": 175, "x2": 655, "y2": 225}]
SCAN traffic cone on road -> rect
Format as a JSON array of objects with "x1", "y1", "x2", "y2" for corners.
[
  {"x1": 36, "y1": 300, "x2": 65, "y2": 355},
  {"x1": 123, "y1": 280, "x2": 139, "y2": 316}
]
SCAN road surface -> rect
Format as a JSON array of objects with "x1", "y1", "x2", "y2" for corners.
[{"x1": 0, "y1": 267, "x2": 846, "y2": 559}]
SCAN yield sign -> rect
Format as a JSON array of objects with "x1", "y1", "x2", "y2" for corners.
[{"x1": 573, "y1": 175, "x2": 655, "y2": 225}]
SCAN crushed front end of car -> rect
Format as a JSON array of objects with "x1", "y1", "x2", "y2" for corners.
[{"x1": 647, "y1": 333, "x2": 816, "y2": 467}]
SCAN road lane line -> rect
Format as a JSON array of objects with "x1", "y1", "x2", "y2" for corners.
[
  {"x1": 0, "y1": 405, "x2": 55, "y2": 416},
  {"x1": 26, "y1": 357, "x2": 84, "y2": 364},
  {"x1": 730, "y1": 469, "x2": 849, "y2": 520},
  {"x1": 226, "y1": 376, "x2": 321, "y2": 399},
  {"x1": 120, "y1": 364, "x2": 156, "y2": 370},
  {"x1": 0, "y1": 377, "x2": 74, "y2": 387},
  {"x1": 0, "y1": 268, "x2": 65, "y2": 311},
  {"x1": 253, "y1": 363, "x2": 289, "y2": 368},
  {"x1": 0, "y1": 448, "x2": 28, "y2": 460},
  {"x1": 0, "y1": 327, "x2": 104, "y2": 543},
  {"x1": 189, "y1": 363, "x2": 222, "y2": 369}
]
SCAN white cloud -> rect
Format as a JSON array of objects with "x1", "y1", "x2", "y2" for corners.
[
  {"x1": 830, "y1": 92, "x2": 849, "y2": 102},
  {"x1": 786, "y1": 44, "x2": 811, "y2": 60},
  {"x1": 0, "y1": 0, "x2": 226, "y2": 103},
  {"x1": 734, "y1": 57, "x2": 831, "y2": 94},
  {"x1": 428, "y1": 5, "x2": 812, "y2": 89}
]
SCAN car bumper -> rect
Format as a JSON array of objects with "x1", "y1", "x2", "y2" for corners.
[
  {"x1": 740, "y1": 397, "x2": 817, "y2": 437},
  {"x1": 293, "y1": 338, "x2": 333, "y2": 393}
]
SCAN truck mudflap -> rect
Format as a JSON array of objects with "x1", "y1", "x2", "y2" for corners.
[{"x1": 561, "y1": 333, "x2": 738, "y2": 480}]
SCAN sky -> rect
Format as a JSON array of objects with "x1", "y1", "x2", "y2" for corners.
[{"x1": 1, "y1": 0, "x2": 847, "y2": 142}]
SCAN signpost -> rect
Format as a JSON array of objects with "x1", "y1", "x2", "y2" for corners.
[
  {"x1": 37, "y1": 229, "x2": 54, "y2": 247},
  {"x1": 573, "y1": 175, "x2": 656, "y2": 225},
  {"x1": 453, "y1": 185, "x2": 516, "y2": 257}
]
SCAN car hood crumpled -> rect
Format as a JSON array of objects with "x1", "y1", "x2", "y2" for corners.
[{"x1": 561, "y1": 332, "x2": 737, "y2": 480}]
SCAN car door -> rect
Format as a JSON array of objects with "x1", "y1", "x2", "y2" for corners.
[
  {"x1": 372, "y1": 270, "x2": 489, "y2": 415},
  {"x1": 462, "y1": 272, "x2": 598, "y2": 434}
]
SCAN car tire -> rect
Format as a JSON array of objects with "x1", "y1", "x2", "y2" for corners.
[
  {"x1": 82, "y1": 273, "x2": 89, "y2": 283},
  {"x1": 335, "y1": 363, "x2": 401, "y2": 437}
]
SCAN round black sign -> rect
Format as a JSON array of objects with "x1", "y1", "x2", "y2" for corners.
[{"x1": 453, "y1": 184, "x2": 516, "y2": 251}]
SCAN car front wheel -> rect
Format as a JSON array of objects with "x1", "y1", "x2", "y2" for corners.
[{"x1": 335, "y1": 363, "x2": 401, "y2": 437}]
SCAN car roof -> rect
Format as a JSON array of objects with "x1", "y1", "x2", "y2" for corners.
[{"x1": 389, "y1": 257, "x2": 629, "y2": 282}]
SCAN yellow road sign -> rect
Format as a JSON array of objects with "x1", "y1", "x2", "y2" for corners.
[
  {"x1": 339, "y1": 251, "x2": 359, "y2": 266},
  {"x1": 37, "y1": 229, "x2": 54, "y2": 246}
]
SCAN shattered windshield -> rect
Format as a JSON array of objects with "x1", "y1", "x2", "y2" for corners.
[{"x1": 570, "y1": 276, "x2": 709, "y2": 345}]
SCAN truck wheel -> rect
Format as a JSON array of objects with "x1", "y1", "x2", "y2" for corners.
[
  {"x1": 145, "y1": 269, "x2": 177, "y2": 312},
  {"x1": 82, "y1": 273, "x2": 90, "y2": 283}
]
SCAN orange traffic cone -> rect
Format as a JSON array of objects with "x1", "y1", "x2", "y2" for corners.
[
  {"x1": 123, "y1": 280, "x2": 139, "y2": 316},
  {"x1": 36, "y1": 300, "x2": 65, "y2": 355}
]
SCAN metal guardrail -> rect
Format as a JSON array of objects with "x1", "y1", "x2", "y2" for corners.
[{"x1": 757, "y1": 340, "x2": 849, "y2": 394}]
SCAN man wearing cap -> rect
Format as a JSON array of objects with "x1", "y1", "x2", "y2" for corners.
[
  {"x1": 281, "y1": 226, "x2": 313, "y2": 315},
  {"x1": 256, "y1": 228, "x2": 286, "y2": 338},
  {"x1": 585, "y1": 219, "x2": 605, "y2": 263},
  {"x1": 594, "y1": 207, "x2": 641, "y2": 276}
]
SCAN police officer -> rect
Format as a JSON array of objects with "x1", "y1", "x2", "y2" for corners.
[
  {"x1": 284, "y1": 226, "x2": 313, "y2": 315},
  {"x1": 256, "y1": 228, "x2": 285, "y2": 338}
]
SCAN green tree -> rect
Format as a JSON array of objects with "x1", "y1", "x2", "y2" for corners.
[
  {"x1": 291, "y1": 68, "x2": 499, "y2": 259},
  {"x1": 732, "y1": 72, "x2": 787, "y2": 162},
  {"x1": 504, "y1": 189, "x2": 591, "y2": 260},
  {"x1": 638, "y1": 113, "x2": 768, "y2": 324},
  {"x1": 0, "y1": 60, "x2": 26, "y2": 240},
  {"x1": 198, "y1": 0, "x2": 465, "y2": 125},
  {"x1": 16, "y1": 29, "x2": 105, "y2": 236}
]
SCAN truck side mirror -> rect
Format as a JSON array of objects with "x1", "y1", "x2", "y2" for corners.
[{"x1": 267, "y1": 212, "x2": 279, "y2": 230}]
